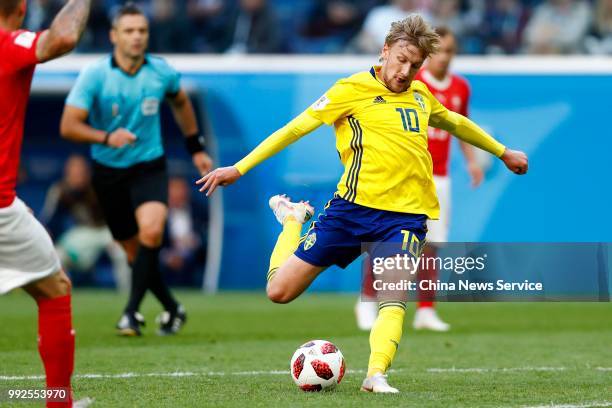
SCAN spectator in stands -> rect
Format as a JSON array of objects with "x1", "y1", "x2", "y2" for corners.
[
  {"x1": 220, "y1": 0, "x2": 282, "y2": 54},
  {"x1": 79, "y1": 0, "x2": 113, "y2": 52},
  {"x1": 301, "y1": 0, "x2": 379, "y2": 52},
  {"x1": 41, "y1": 155, "x2": 129, "y2": 291},
  {"x1": 25, "y1": 0, "x2": 61, "y2": 32},
  {"x1": 149, "y1": 0, "x2": 194, "y2": 53},
  {"x1": 29, "y1": 0, "x2": 112, "y2": 52},
  {"x1": 523, "y1": 0, "x2": 591, "y2": 54},
  {"x1": 480, "y1": 0, "x2": 529, "y2": 54},
  {"x1": 160, "y1": 177, "x2": 207, "y2": 286},
  {"x1": 187, "y1": 0, "x2": 227, "y2": 52},
  {"x1": 429, "y1": 0, "x2": 465, "y2": 39},
  {"x1": 352, "y1": 0, "x2": 432, "y2": 53},
  {"x1": 585, "y1": 0, "x2": 612, "y2": 54}
]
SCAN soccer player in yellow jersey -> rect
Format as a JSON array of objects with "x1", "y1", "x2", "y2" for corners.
[{"x1": 197, "y1": 15, "x2": 528, "y2": 393}]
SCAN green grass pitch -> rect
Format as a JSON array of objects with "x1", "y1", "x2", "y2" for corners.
[{"x1": 0, "y1": 290, "x2": 610, "y2": 407}]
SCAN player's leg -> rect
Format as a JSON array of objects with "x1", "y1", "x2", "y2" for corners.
[
  {"x1": 91, "y1": 163, "x2": 145, "y2": 335},
  {"x1": 133, "y1": 201, "x2": 186, "y2": 335},
  {"x1": 362, "y1": 301, "x2": 406, "y2": 393},
  {"x1": 362, "y1": 218, "x2": 427, "y2": 393},
  {"x1": 23, "y1": 271, "x2": 75, "y2": 408},
  {"x1": 266, "y1": 194, "x2": 360, "y2": 304},
  {"x1": 130, "y1": 159, "x2": 186, "y2": 335},
  {"x1": 414, "y1": 175, "x2": 450, "y2": 332},
  {"x1": 267, "y1": 255, "x2": 325, "y2": 304},
  {"x1": 363, "y1": 262, "x2": 410, "y2": 393},
  {"x1": 266, "y1": 195, "x2": 322, "y2": 303},
  {"x1": 0, "y1": 198, "x2": 77, "y2": 407}
]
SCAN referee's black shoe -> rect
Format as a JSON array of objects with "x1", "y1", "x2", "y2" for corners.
[
  {"x1": 116, "y1": 312, "x2": 146, "y2": 336},
  {"x1": 156, "y1": 305, "x2": 187, "y2": 336}
]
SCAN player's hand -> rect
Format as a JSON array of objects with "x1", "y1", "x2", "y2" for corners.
[
  {"x1": 196, "y1": 166, "x2": 241, "y2": 197},
  {"x1": 192, "y1": 151, "x2": 213, "y2": 175},
  {"x1": 500, "y1": 148, "x2": 528, "y2": 175},
  {"x1": 107, "y1": 128, "x2": 137, "y2": 148},
  {"x1": 467, "y1": 161, "x2": 484, "y2": 187}
]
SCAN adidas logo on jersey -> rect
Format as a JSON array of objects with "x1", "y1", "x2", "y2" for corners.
[{"x1": 373, "y1": 96, "x2": 387, "y2": 104}]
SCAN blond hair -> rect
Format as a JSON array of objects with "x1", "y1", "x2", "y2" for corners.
[{"x1": 384, "y1": 14, "x2": 440, "y2": 57}]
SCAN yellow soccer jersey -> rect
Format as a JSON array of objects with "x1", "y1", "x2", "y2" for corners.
[{"x1": 307, "y1": 66, "x2": 450, "y2": 219}]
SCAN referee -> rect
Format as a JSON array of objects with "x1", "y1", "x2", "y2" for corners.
[{"x1": 60, "y1": 3, "x2": 212, "y2": 336}]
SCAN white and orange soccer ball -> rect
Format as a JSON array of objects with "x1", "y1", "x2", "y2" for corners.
[{"x1": 290, "y1": 340, "x2": 346, "y2": 391}]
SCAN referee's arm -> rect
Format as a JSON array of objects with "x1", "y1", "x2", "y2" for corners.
[
  {"x1": 60, "y1": 105, "x2": 136, "y2": 148},
  {"x1": 167, "y1": 89, "x2": 198, "y2": 137},
  {"x1": 166, "y1": 90, "x2": 213, "y2": 175}
]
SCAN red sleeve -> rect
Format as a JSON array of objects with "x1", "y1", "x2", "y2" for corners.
[{"x1": 0, "y1": 30, "x2": 42, "y2": 73}]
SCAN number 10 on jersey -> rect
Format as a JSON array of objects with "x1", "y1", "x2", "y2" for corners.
[{"x1": 395, "y1": 108, "x2": 420, "y2": 132}]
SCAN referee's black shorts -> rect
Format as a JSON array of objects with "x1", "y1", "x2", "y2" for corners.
[{"x1": 92, "y1": 156, "x2": 168, "y2": 241}]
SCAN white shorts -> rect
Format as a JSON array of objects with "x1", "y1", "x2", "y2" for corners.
[
  {"x1": 427, "y1": 175, "x2": 451, "y2": 244},
  {"x1": 0, "y1": 198, "x2": 61, "y2": 295}
]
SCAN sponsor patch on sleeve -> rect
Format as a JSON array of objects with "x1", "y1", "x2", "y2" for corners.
[
  {"x1": 13, "y1": 31, "x2": 36, "y2": 49},
  {"x1": 312, "y1": 94, "x2": 330, "y2": 111}
]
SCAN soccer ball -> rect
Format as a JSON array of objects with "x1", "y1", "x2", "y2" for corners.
[{"x1": 290, "y1": 339, "x2": 346, "y2": 391}]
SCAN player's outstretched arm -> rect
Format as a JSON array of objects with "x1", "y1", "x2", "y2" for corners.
[
  {"x1": 499, "y1": 148, "x2": 528, "y2": 175},
  {"x1": 36, "y1": 0, "x2": 92, "y2": 62},
  {"x1": 167, "y1": 89, "x2": 213, "y2": 175},
  {"x1": 433, "y1": 111, "x2": 528, "y2": 175},
  {"x1": 196, "y1": 111, "x2": 323, "y2": 196},
  {"x1": 196, "y1": 166, "x2": 242, "y2": 197}
]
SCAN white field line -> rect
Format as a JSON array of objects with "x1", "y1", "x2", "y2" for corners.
[
  {"x1": 0, "y1": 368, "x2": 375, "y2": 381},
  {"x1": 427, "y1": 367, "x2": 567, "y2": 373},
  {"x1": 3, "y1": 365, "x2": 610, "y2": 381},
  {"x1": 522, "y1": 402, "x2": 612, "y2": 408}
]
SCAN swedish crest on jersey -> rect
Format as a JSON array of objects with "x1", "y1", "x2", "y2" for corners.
[
  {"x1": 304, "y1": 232, "x2": 317, "y2": 251},
  {"x1": 413, "y1": 92, "x2": 426, "y2": 111}
]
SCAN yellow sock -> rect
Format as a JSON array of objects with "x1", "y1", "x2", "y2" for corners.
[
  {"x1": 267, "y1": 217, "x2": 303, "y2": 282},
  {"x1": 367, "y1": 302, "x2": 406, "y2": 377}
]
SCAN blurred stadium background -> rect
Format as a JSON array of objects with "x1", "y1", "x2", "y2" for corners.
[
  {"x1": 2, "y1": 1, "x2": 610, "y2": 406},
  {"x1": 18, "y1": 0, "x2": 612, "y2": 294},
  {"x1": 24, "y1": 0, "x2": 612, "y2": 55}
]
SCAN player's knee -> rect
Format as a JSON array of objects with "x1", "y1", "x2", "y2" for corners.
[
  {"x1": 28, "y1": 270, "x2": 72, "y2": 300},
  {"x1": 266, "y1": 284, "x2": 294, "y2": 304},
  {"x1": 138, "y1": 224, "x2": 164, "y2": 247},
  {"x1": 61, "y1": 273, "x2": 73, "y2": 294},
  {"x1": 51, "y1": 269, "x2": 72, "y2": 297}
]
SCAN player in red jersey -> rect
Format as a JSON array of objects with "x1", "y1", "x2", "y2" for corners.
[
  {"x1": 0, "y1": 1, "x2": 92, "y2": 406},
  {"x1": 355, "y1": 26, "x2": 484, "y2": 332}
]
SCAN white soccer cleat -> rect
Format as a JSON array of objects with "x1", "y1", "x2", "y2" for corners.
[
  {"x1": 361, "y1": 373, "x2": 399, "y2": 393},
  {"x1": 355, "y1": 299, "x2": 378, "y2": 331},
  {"x1": 73, "y1": 397, "x2": 95, "y2": 407},
  {"x1": 413, "y1": 307, "x2": 450, "y2": 332},
  {"x1": 268, "y1": 194, "x2": 314, "y2": 225}
]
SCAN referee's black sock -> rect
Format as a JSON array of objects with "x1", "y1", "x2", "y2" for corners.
[
  {"x1": 124, "y1": 245, "x2": 153, "y2": 314},
  {"x1": 146, "y1": 246, "x2": 179, "y2": 313}
]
